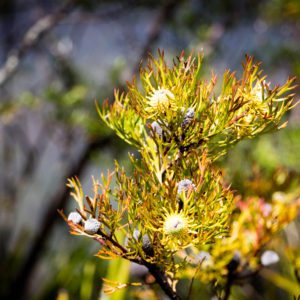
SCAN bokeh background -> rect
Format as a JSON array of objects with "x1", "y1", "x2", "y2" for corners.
[{"x1": 1, "y1": 0, "x2": 300, "y2": 299}]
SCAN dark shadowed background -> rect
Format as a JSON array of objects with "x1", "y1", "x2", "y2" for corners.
[{"x1": 1, "y1": 0, "x2": 300, "y2": 299}]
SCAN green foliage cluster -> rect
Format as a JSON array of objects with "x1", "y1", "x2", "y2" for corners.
[{"x1": 64, "y1": 51, "x2": 300, "y2": 299}]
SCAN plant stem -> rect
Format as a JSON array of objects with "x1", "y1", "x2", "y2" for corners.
[
  {"x1": 97, "y1": 234, "x2": 181, "y2": 299},
  {"x1": 223, "y1": 274, "x2": 234, "y2": 300},
  {"x1": 144, "y1": 261, "x2": 182, "y2": 300},
  {"x1": 95, "y1": 228, "x2": 181, "y2": 299}
]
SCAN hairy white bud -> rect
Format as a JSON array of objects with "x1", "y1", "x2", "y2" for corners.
[
  {"x1": 142, "y1": 234, "x2": 153, "y2": 255},
  {"x1": 84, "y1": 218, "x2": 100, "y2": 234},
  {"x1": 150, "y1": 121, "x2": 163, "y2": 138},
  {"x1": 182, "y1": 107, "x2": 195, "y2": 127},
  {"x1": 261, "y1": 250, "x2": 279, "y2": 266},
  {"x1": 133, "y1": 229, "x2": 141, "y2": 240},
  {"x1": 68, "y1": 212, "x2": 82, "y2": 224},
  {"x1": 177, "y1": 179, "x2": 196, "y2": 194}
]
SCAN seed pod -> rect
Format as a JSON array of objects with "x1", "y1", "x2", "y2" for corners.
[
  {"x1": 84, "y1": 218, "x2": 101, "y2": 234},
  {"x1": 68, "y1": 212, "x2": 82, "y2": 224},
  {"x1": 261, "y1": 250, "x2": 279, "y2": 266}
]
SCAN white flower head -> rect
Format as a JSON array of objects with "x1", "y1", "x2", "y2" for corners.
[
  {"x1": 84, "y1": 218, "x2": 101, "y2": 234},
  {"x1": 68, "y1": 212, "x2": 82, "y2": 224},
  {"x1": 261, "y1": 250, "x2": 279, "y2": 266},
  {"x1": 163, "y1": 213, "x2": 188, "y2": 236},
  {"x1": 146, "y1": 88, "x2": 176, "y2": 112}
]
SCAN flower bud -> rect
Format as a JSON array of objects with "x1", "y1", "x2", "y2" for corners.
[
  {"x1": 150, "y1": 121, "x2": 163, "y2": 138},
  {"x1": 142, "y1": 234, "x2": 154, "y2": 256},
  {"x1": 261, "y1": 250, "x2": 279, "y2": 266},
  {"x1": 181, "y1": 107, "x2": 195, "y2": 128},
  {"x1": 133, "y1": 229, "x2": 141, "y2": 241},
  {"x1": 177, "y1": 179, "x2": 195, "y2": 194},
  {"x1": 84, "y1": 218, "x2": 100, "y2": 234},
  {"x1": 68, "y1": 212, "x2": 82, "y2": 224}
]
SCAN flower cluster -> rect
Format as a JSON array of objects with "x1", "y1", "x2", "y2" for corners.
[{"x1": 64, "y1": 51, "x2": 299, "y2": 299}]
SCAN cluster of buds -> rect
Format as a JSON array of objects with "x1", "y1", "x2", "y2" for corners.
[{"x1": 68, "y1": 212, "x2": 100, "y2": 234}]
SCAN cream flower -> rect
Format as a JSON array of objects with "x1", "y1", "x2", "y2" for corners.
[
  {"x1": 163, "y1": 213, "x2": 188, "y2": 237},
  {"x1": 146, "y1": 88, "x2": 176, "y2": 113}
]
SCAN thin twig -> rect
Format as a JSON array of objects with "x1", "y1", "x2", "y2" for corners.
[
  {"x1": 93, "y1": 229, "x2": 180, "y2": 299},
  {"x1": 94, "y1": 231, "x2": 180, "y2": 299},
  {"x1": 144, "y1": 261, "x2": 182, "y2": 300}
]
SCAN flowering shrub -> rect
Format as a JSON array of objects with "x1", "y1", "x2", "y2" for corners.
[{"x1": 62, "y1": 51, "x2": 300, "y2": 299}]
